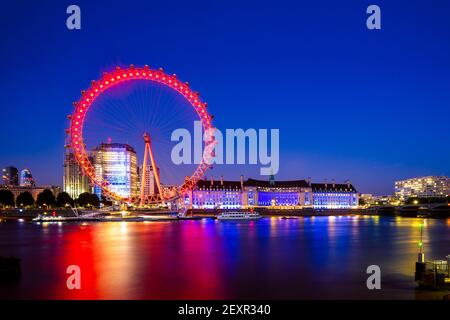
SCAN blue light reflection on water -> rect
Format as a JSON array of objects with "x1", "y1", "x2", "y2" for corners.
[{"x1": 0, "y1": 216, "x2": 449, "y2": 299}]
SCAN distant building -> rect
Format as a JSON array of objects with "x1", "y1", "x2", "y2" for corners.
[
  {"x1": 20, "y1": 168, "x2": 35, "y2": 187},
  {"x1": 2, "y1": 166, "x2": 19, "y2": 185},
  {"x1": 188, "y1": 177, "x2": 243, "y2": 209},
  {"x1": 63, "y1": 151, "x2": 92, "y2": 199},
  {"x1": 184, "y1": 176, "x2": 358, "y2": 210},
  {"x1": 0, "y1": 185, "x2": 61, "y2": 201},
  {"x1": 243, "y1": 176, "x2": 312, "y2": 207},
  {"x1": 138, "y1": 165, "x2": 159, "y2": 196},
  {"x1": 311, "y1": 180, "x2": 358, "y2": 209},
  {"x1": 360, "y1": 194, "x2": 374, "y2": 205},
  {"x1": 371, "y1": 195, "x2": 400, "y2": 206},
  {"x1": 92, "y1": 143, "x2": 138, "y2": 199},
  {"x1": 395, "y1": 176, "x2": 449, "y2": 200}
]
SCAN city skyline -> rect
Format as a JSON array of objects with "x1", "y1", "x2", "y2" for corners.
[
  {"x1": 1, "y1": 1, "x2": 450, "y2": 195},
  {"x1": 1, "y1": 1, "x2": 450, "y2": 305}
]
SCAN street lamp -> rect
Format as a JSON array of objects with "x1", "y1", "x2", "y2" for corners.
[{"x1": 418, "y1": 222, "x2": 425, "y2": 263}]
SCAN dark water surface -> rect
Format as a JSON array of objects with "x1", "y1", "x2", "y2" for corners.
[{"x1": 1, "y1": 216, "x2": 449, "y2": 299}]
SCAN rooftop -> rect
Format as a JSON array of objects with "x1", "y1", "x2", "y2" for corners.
[
  {"x1": 244, "y1": 178, "x2": 310, "y2": 188},
  {"x1": 195, "y1": 178, "x2": 357, "y2": 192},
  {"x1": 311, "y1": 183, "x2": 357, "y2": 192},
  {"x1": 93, "y1": 143, "x2": 137, "y2": 154}
]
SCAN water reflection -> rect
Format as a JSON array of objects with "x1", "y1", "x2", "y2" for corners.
[{"x1": 0, "y1": 216, "x2": 449, "y2": 299}]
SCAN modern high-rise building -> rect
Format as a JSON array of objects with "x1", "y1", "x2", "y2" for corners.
[
  {"x1": 395, "y1": 176, "x2": 449, "y2": 200},
  {"x1": 92, "y1": 143, "x2": 138, "y2": 199},
  {"x1": 138, "y1": 165, "x2": 160, "y2": 196},
  {"x1": 63, "y1": 151, "x2": 92, "y2": 199},
  {"x1": 2, "y1": 166, "x2": 19, "y2": 185},
  {"x1": 20, "y1": 168, "x2": 35, "y2": 187}
]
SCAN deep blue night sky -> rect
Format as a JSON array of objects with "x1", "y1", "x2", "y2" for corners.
[{"x1": 1, "y1": 0, "x2": 449, "y2": 195}]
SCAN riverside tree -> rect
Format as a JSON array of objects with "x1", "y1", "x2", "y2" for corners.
[
  {"x1": 0, "y1": 189, "x2": 15, "y2": 207},
  {"x1": 77, "y1": 192, "x2": 100, "y2": 208},
  {"x1": 16, "y1": 191, "x2": 35, "y2": 207},
  {"x1": 56, "y1": 192, "x2": 75, "y2": 207},
  {"x1": 36, "y1": 189, "x2": 56, "y2": 208}
]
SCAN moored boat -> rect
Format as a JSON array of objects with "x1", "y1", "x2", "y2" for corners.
[
  {"x1": 32, "y1": 214, "x2": 104, "y2": 222},
  {"x1": 217, "y1": 211, "x2": 261, "y2": 220}
]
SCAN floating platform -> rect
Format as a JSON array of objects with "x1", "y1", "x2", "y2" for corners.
[{"x1": 415, "y1": 255, "x2": 450, "y2": 290}]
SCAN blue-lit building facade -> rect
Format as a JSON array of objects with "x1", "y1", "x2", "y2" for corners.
[
  {"x1": 243, "y1": 178, "x2": 312, "y2": 207},
  {"x1": 185, "y1": 176, "x2": 358, "y2": 209},
  {"x1": 20, "y1": 168, "x2": 35, "y2": 187},
  {"x1": 311, "y1": 182, "x2": 358, "y2": 209},
  {"x1": 188, "y1": 178, "x2": 243, "y2": 209}
]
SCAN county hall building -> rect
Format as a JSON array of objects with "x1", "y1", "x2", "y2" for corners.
[{"x1": 184, "y1": 175, "x2": 359, "y2": 210}]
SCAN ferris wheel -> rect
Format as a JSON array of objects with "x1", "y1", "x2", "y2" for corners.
[{"x1": 67, "y1": 65, "x2": 215, "y2": 206}]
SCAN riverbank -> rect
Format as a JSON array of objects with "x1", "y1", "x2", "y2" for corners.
[
  {"x1": 1, "y1": 206, "x2": 448, "y2": 222},
  {"x1": 189, "y1": 207, "x2": 449, "y2": 219}
]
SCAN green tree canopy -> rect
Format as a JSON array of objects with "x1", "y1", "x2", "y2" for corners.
[
  {"x1": 16, "y1": 191, "x2": 35, "y2": 207},
  {"x1": 56, "y1": 192, "x2": 75, "y2": 207},
  {"x1": 0, "y1": 189, "x2": 15, "y2": 207},
  {"x1": 36, "y1": 189, "x2": 56, "y2": 207},
  {"x1": 88, "y1": 193, "x2": 100, "y2": 208},
  {"x1": 77, "y1": 192, "x2": 100, "y2": 208},
  {"x1": 77, "y1": 192, "x2": 91, "y2": 207}
]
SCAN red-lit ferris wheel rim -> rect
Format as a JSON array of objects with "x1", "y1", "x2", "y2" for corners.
[{"x1": 68, "y1": 65, "x2": 214, "y2": 203}]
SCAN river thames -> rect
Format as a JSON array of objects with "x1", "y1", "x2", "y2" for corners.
[{"x1": 1, "y1": 216, "x2": 449, "y2": 299}]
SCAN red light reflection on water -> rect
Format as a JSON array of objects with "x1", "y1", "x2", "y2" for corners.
[
  {"x1": 52, "y1": 221, "x2": 225, "y2": 299},
  {"x1": 50, "y1": 223, "x2": 100, "y2": 299},
  {"x1": 3, "y1": 217, "x2": 449, "y2": 300}
]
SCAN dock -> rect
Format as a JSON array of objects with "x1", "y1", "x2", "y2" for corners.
[{"x1": 415, "y1": 255, "x2": 450, "y2": 290}]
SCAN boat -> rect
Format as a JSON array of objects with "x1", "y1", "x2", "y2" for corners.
[
  {"x1": 32, "y1": 214, "x2": 104, "y2": 222},
  {"x1": 217, "y1": 211, "x2": 261, "y2": 220}
]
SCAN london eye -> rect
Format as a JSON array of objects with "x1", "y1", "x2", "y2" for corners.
[{"x1": 67, "y1": 65, "x2": 215, "y2": 206}]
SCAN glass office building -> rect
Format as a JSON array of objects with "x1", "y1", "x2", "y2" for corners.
[
  {"x1": 20, "y1": 168, "x2": 35, "y2": 187},
  {"x1": 2, "y1": 166, "x2": 19, "y2": 185},
  {"x1": 93, "y1": 143, "x2": 138, "y2": 199},
  {"x1": 63, "y1": 151, "x2": 92, "y2": 199}
]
